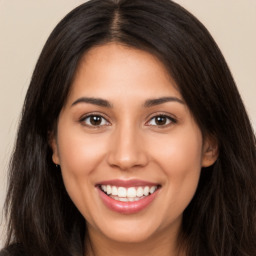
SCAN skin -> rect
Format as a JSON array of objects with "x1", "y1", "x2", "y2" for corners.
[{"x1": 51, "y1": 43, "x2": 218, "y2": 256}]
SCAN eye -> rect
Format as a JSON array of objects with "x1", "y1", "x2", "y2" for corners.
[
  {"x1": 81, "y1": 114, "x2": 109, "y2": 127},
  {"x1": 147, "y1": 115, "x2": 176, "y2": 127}
]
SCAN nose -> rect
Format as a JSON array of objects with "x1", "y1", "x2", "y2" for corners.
[{"x1": 107, "y1": 124, "x2": 149, "y2": 170}]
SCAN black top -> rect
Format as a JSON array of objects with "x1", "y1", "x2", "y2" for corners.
[{"x1": 0, "y1": 241, "x2": 83, "y2": 256}]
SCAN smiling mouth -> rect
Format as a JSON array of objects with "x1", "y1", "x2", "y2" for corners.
[{"x1": 99, "y1": 185, "x2": 161, "y2": 202}]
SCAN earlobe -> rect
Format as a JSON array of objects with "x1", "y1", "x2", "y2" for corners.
[
  {"x1": 52, "y1": 139, "x2": 60, "y2": 165},
  {"x1": 201, "y1": 137, "x2": 219, "y2": 167},
  {"x1": 48, "y1": 132, "x2": 60, "y2": 165}
]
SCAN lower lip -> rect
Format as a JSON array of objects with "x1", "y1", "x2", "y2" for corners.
[{"x1": 97, "y1": 187, "x2": 159, "y2": 214}]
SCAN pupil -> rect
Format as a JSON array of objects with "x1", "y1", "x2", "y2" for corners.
[
  {"x1": 156, "y1": 116, "x2": 166, "y2": 125},
  {"x1": 90, "y1": 116, "x2": 101, "y2": 125}
]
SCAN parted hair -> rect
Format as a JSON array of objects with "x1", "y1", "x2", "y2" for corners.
[{"x1": 4, "y1": 0, "x2": 256, "y2": 255}]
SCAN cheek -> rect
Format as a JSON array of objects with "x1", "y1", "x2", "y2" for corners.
[
  {"x1": 150, "y1": 125, "x2": 203, "y2": 170},
  {"x1": 163, "y1": 136, "x2": 202, "y2": 174},
  {"x1": 57, "y1": 130, "x2": 108, "y2": 175},
  {"x1": 56, "y1": 126, "x2": 109, "y2": 214},
  {"x1": 148, "y1": 126, "x2": 203, "y2": 207}
]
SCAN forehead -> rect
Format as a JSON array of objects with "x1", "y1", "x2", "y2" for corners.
[{"x1": 66, "y1": 42, "x2": 182, "y2": 105}]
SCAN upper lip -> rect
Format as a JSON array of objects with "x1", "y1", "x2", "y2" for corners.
[{"x1": 96, "y1": 179, "x2": 160, "y2": 188}]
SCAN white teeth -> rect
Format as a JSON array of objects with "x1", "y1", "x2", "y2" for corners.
[
  {"x1": 119, "y1": 197, "x2": 128, "y2": 202},
  {"x1": 102, "y1": 185, "x2": 107, "y2": 193},
  {"x1": 112, "y1": 186, "x2": 118, "y2": 196},
  {"x1": 150, "y1": 186, "x2": 157, "y2": 194},
  {"x1": 100, "y1": 185, "x2": 158, "y2": 200},
  {"x1": 112, "y1": 196, "x2": 143, "y2": 202},
  {"x1": 136, "y1": 187, "x2": 144, "y2": 197},
  {"x1": 127, "y1": 187, "x2": 137, "y2": 198},
  {"x1": 107, "y1": 185, "x2": 112, "y2": 195},
  {"x1": 144, "y1": 186, "x2": 149, "y2": 196},
  {"x1": 117, "y1": 187, "x2": 127, "y2": 197}
]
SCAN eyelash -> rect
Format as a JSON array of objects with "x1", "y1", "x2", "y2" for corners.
[
  {"x1": 79, "y1": 113, "x2": 177, "y2": 128},
  {"x1": 146, "y1": 114, "x2": 177, "y2": 127},
  {"x1": 79, "y1": 113, "x2": 110, "y2": 128}
]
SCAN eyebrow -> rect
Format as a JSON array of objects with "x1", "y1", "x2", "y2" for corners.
[
  {"x1": 144, "y1": 97, "x2": 184, "y2": 107},
  {"x1": 71, "y1": 96, "x2": 184, "y2": 108},
  {"x1": 71, "y1": 97, "x2": 112, "y2": 108}
]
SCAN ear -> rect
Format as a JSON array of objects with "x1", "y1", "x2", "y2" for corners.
[
  {"x1": 201, "y1": 136, "x2": 219, "y2": 167},
  {"x1": 48, "y1": 132, "x2": 60, "y2": 165}
]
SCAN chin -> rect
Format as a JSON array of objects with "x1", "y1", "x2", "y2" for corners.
[{"x1": 101, "y1": 227, "x2": 156, "y2": 244}]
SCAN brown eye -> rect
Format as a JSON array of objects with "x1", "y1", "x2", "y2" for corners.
[
  {"x1": 90, "y1": 116, "x2": 102, "y2": 126},
  {"x1": 147, "y1": 115, "x2": 176, "y2": 127},
  {"x1": 82, "y1": 115, "x2": 109, "y2": 127},
  {"x1": 155, "y1": 116, "x2": 168, "y2": 125}
]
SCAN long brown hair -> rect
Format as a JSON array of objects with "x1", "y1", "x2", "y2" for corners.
[{"x1": 4, "y1": 0, "x2": 256, "y2": 255}]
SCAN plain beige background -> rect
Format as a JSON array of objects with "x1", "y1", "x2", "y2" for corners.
[{"x1": 0, "y1": 0, "x2": 255, "y2": 247}]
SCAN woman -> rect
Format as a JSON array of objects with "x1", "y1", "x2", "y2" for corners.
[{"x1": 1, "y1": 0, "x2": 256, "y2": 255}]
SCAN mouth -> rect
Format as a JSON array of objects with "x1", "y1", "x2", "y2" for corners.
[
  {"x1": 99, "y1": 184, "x2": 160, "y2": 202},
  {"x1": 96, "y1": 180, "x2": 161, "y2": 214}
]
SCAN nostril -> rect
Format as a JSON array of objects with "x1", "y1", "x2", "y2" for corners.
[
  {"x1": 106, "y1": 132, "x2": 149, "y2": 170},
  {"x1": 107, "y1": 151, "x2": 149, "y2": 170}
]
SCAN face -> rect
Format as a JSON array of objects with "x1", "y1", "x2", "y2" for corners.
[{"x1": 51, "y1": 43, "x2": 217, "y2": 246}]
